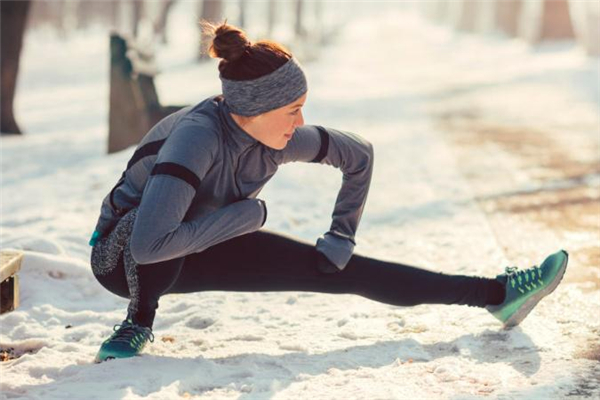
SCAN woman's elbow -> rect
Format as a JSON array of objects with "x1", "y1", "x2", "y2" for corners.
[
  {"x1": 365, "y1": 140, "x2": 374, "y2": 160},
  {"x1": 362, "y1": 139, "x2": 374, "y2": 171},
  {"x1": 129, "y1": 233, "x2": 160, "y2": 265}
]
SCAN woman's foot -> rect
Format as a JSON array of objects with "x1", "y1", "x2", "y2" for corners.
[
  {"x1": 94, "y1": 317, "x2": 154, "y2": 363},
  {"x1": 486, "y1": 250, "x2": 569, "y2": 328}
]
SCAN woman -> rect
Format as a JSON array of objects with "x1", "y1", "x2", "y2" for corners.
[{"x1": 89, "y1": 21, "x2": 568, "y2": 363}]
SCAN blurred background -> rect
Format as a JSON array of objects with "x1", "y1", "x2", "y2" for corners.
[
  {"x1": 1, "y1": 0, "x2": 599, "y2": 280},
  {"x1": 3, "y1": 1, "x2": 598, "y2": 265},
  {"x1": 1, "y1": 0, "x2": 598, "y2": 143},
  {"x1": 1, "y1": 2, "x2": 599, "y2": 395},
  {"x1": 1, "y1": 0, "x2": 598, "y2": 290}
]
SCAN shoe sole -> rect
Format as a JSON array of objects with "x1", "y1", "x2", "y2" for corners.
[
  {"x1": 94, "y1": 356, "x2": 115, "y2": 364},
  {"x1": 503, "y1": 250, "x2": 569, "y2": 329}
]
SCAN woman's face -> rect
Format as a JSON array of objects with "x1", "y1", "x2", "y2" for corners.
[{"x1": 233, "y1": 92, "x2": 307, "y2": 150}]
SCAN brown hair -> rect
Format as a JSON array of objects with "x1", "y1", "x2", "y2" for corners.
[{"x1": 200, "y1": 19, "x2": 293, "y2": 81}]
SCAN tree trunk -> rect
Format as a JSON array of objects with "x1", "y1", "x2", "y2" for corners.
[
  {"x1": 496, "y1": 0, "x2": 522, "y2": 37},
  {"x1": 267, "y1": 0, "x2": 276, "y2": 37},
  {"x1": 1, "y1": 0, "x2": 31, "y2": 135},
  {"x1": 519, "y1": 0, "x2": 575, "y2": 44},
  {"x1": 239, "y1": 0, "x2": 247, "y2": 29},
  {"x1": 295, "y1": 0, "x2": 305, "y2": 38},
  {"x1": 154, "y1": 0, "x2": 177, "y2": 44},
  {"x1": 198, "y1": 0, "x2": 223, "y2": 60},
  {"x1": 108, "y1": 34, "x2": 144, "y2": 154},
  {"x1": 132, "y1": 0, "x2": 144, "y2": 39},
  {"x1": 539, "y1": 0, "x2": 575, "y2": 40},
  {"x1": 314, "y1": 0, "x2": 323, "y2": 45}
]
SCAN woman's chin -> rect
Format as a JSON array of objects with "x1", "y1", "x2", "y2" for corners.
[{"x1": 263, "y1": 140, "x2": 287, "y2": 150}]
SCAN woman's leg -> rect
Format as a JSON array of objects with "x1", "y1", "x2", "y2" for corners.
[
  {"x1": 90, "y1": 209, "x2": 138, "y2": 300},
  {"x1": 92, "y1": 247, "x2": 185, "y2": 328},
  {"x1": 90, "y1": 208, "x2": 185, "y2": 328},
  {"x1": 169, "y1": 229, "x2": 504, "y2": 308},
  {"x1": 123, "y1": 250, "x2": 185, "y2": 328}
]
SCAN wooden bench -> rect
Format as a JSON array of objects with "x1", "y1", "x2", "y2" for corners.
[
  {"x1": 108, "y1": 32, "x2": 185, "y2": 154},
  {"x1": 1, "y1": 250, "x2": 23, "y2": 314}
]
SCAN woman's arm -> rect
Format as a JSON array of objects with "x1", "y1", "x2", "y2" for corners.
[
  {"x1": 277, "y1": 124, "x2": 374, "y2": 271},
  {"x1": 129, "y1": 120, "x2": 267, "y2": 265}
]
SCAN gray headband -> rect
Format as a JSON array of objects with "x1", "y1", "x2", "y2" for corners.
[{"x1": 220, "y1": 56, "x2": 308, "y2": 116}]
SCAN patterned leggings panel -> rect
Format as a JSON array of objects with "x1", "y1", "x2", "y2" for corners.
[{"x1": 90, "y1": 208, "x2": 147, "y2": 322}]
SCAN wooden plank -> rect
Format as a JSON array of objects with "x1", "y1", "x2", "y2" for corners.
[
  {"x1": 0, "y1": 250, "x2": 22, "y2": 314},
  {"x1": 0, "y1": 275, "x2": 19, "y2": 314},
  {"x1": 0, "y1": 250, "x2": 23, "y2": 282}
]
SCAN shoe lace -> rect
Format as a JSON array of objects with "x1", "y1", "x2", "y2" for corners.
[
  {"x1": 109, "y1": 320, "x2": 155, "y2": 346},
  {"x1": 504, "y1": 265, "x2": 544, "y2": 294}
]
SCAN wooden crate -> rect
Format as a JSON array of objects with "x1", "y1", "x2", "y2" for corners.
[{"x1": 1, "y1": 250, "x2": 23, "y2": 314}]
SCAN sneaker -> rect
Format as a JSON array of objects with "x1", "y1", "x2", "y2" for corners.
[
  {"x1": 94, "y1": 317, "x2": 155, "y2": 363},
  {"x1": 486, "y1": 250, "x2": 569, "y2": 328}
]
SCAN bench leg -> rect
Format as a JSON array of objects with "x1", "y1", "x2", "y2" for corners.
[{"x1": 0, "y1": 275, "x2": 19, "y2": 314}]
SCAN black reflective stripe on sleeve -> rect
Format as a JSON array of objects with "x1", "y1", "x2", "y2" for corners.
[
  {"x1": 110, "y1": 138, "x2": 168, "y2": 214},
  {"x1": 310, "y1": 126, "x2": 329, "y2": 163},
  {"x1": 126, "y1": 138, "x2": 167, "y2": 170},
  {"x1": 109, "y1": 172, "x2": 126, "y2": 212},
  {"x1": 259, "y1": 199, "x2": 268, "y2": 227},
  {"x1": 150, "y1": 162, "x2": 201, "y2": 190}
]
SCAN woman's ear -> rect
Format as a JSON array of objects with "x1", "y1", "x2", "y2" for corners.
[
  {"x1": 248, "y1": 113, "x2": 264, "y2": 124},
  {"x1": 233, "y1": 114, "x2": 255, "y2": 129},
  {"x1": 246, "y1": 114, "x2": 264, "y2": 126}
]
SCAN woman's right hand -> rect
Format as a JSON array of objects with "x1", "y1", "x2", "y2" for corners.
[{"x1": 316, "y1": 250, "x2": 340, "y2": 274}]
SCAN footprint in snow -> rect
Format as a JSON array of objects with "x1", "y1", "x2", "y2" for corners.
[{"x1": 185, "y1": 316, "x2": 216, "y2": 329}]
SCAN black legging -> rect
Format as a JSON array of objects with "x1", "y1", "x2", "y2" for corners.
[{"x1": 92, "y1": 229, "x2": 503, "y2": 329}]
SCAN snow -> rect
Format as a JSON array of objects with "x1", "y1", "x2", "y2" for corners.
[{"x1": 1, "y1": 2, "x2": 599, "y2": 399}]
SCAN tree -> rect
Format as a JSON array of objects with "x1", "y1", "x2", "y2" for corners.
[
  {"x1": 267, "y1": 0, "x2": 277, "y2": 37},
  {"x1": 154, "y1": 0, "x2": 178, "y2": 44},
  {"x1": 239, "y1": 0, "x2": 247, "y2": 29},
  {"x1": 1, "y1": 1, "x2": 31, "y2": 135},
  {"x1": 132, "y1": 0, "x2": 144, "y2": 38},
  {"x1": 198, "y1": 0, "x2": 223, "y2": 60},
  {"x1": 295, "y1": 0, "x2": 306, "y2": 38}
]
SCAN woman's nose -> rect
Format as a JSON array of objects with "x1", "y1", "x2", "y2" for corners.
[{"x1": 295, "y1": 110, "x2": 304, "y2": 127}]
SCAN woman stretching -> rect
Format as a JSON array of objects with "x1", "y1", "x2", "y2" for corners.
[{"x1": 89, "y1": 21, "x2": 568, "y2": 363}]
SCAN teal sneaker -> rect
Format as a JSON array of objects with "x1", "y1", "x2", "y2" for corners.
[
  {"x1": 486, "y1": 250, "x2": 569, "y2": 328},
  {"x1": 94, "y1": 317, "x2": 155, "y2": 363}
]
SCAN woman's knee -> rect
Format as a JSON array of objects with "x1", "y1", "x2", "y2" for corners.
[
  {"x1": 92, "y1": 269, "x2": 131, "y2": 299},
  {"x1": 90, "y1": 242, "x2": 131, "y2": 299}
]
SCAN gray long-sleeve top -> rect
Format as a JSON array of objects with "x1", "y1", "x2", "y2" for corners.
[{"x1": 91, "y1": 94, "x2": 374, "y2": 270}]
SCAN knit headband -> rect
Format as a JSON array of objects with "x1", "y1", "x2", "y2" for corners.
[{"x1": 220, "y1": 56, "x2": 308, "y2": 117}]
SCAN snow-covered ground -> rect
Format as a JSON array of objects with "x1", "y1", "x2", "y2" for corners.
[{"x1": 1, "y1": 2, "x2": 599, "y2": 399}]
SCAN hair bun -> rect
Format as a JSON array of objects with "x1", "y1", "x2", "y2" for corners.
[{"x1": 201, "y1": 19, "x2": 251, "y2": 62}]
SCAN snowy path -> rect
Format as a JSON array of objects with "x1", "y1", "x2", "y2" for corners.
[{"x1": 1, "y1": 4, "x2": 599, "y2": 399}]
